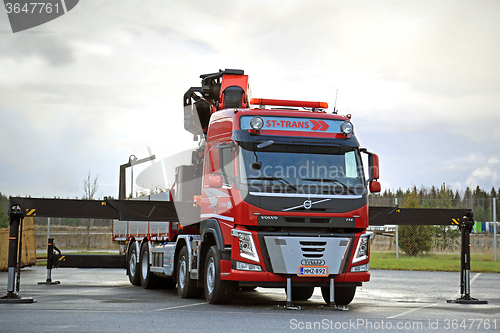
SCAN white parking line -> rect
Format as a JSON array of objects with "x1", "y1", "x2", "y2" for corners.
[
  {"x1": 471, "y1": 272, "x2": 481, "y2": 284},
  {"x1": 387, "y1": 272, "x2": 482, "y2": 319},
  {"x1": 155, "y1": 302, "x2": 206, "y2": 311},
  {"x1": 387, "y1": 303, "x2": 438, "y2": 319}
]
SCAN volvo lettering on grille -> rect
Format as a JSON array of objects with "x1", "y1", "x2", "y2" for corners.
[{"x1": 300, "y1": 259, "x2": 326, "y2": 266}]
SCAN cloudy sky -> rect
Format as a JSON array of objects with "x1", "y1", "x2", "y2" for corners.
[{"x1": 0, "y1": 0, "x2": 498, "y2": 199}]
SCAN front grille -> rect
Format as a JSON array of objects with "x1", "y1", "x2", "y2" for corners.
[
  {"x1": 300, "y1": 241, "x2": 326, "y2": 258},
  {"x1": 300, "y1": 241, "x2": 327, "y2": 246},
  {"x1": 310, "y1": 218, "x2": 330, "y2": 223},
  {"x1": 285, "y1": 217, "x2": 306, "y2": 223},
  {"x1": 284, "y1": 217, "x2": 330, "y2": 223}
]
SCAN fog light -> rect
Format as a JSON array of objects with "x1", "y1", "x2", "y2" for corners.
[
  {"x1": 250, "y1": 116, "x2": 264, "y2": 131},
  {"x1": 236, "y1": 261, "x2": 262, "y2": 271},
  {"x1": 350, "y1": 263, "x2": 369, "y2": 272}
]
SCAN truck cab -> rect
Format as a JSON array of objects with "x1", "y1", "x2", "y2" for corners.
[{"x1": 192, "y1": 95, "x2": 379, "y2": 305}]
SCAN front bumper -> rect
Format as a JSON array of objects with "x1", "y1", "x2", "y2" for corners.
[{"x1": 220, "y1": 265, "x2": 370, "y2": 285}]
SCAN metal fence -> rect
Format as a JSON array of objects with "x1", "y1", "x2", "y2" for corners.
[{"x1": 369, "y1": 197, "x2": 498, "y2": 261}]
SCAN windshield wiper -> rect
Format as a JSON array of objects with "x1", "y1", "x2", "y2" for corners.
[
  {"x1": 302, "y1": 178, "x2": 356, "y2": 194},
  {"x1": 247, "y1": 177, "x2": 298, "y2": 192}
]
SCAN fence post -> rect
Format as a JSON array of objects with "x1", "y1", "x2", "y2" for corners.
[
  {"x1": 395, "y1": 198, "x2": 399, "y2": 259},
  {"x1": 494, "y1": 197, "x2": 497, "y2": 262}
]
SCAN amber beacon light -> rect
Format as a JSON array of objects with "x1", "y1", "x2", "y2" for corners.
[{"x1": 250, "y1": 98, "x2": 328, "y2": 109}]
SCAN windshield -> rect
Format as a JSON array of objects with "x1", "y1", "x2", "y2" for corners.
[{"x1": 237, "y1": 142, "x2": 366, "y2": 195}]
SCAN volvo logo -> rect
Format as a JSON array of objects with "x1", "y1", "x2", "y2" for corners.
[
  {"x1": 301, "y1": 259, "x2": 325, "y2": 266},
  {"x1": 260, "y1": 216, "x2": 278, "y2": 220},
  {"x1": 303, "y1": 200, "x2": 312, "y2": 210}
]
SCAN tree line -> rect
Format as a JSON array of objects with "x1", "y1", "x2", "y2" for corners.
[
  {"x1": 370, "y1": 183, "x2": 500, "y2": 222},
  {"x1": 370, "y1": 184, "x2": 499, "y2": 256}
]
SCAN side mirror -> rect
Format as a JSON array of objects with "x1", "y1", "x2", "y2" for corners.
[
  {"x1": 369, "y1": 180, "x2": 381, "y2": 193},
  {"x1": 361, "y1": 148, "x2": 379, "y2": 182},
  {"x1": 209, "y1": 174, "x2": 223, "y2": 188},
  {"x1": 369, "y1": 153, "x2": 380, "y2": 180},
  {"x1": 209, "y1": 148, "x2": 219, "y2": 173}
]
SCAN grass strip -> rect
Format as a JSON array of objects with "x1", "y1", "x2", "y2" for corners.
[{"x1": 370, "y1": 252, "x2": 500, "y2": 273}]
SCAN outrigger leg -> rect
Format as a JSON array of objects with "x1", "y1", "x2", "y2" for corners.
[
  {"x1": 447, "y1": 214, "x2": 487, "y2": 304},
  {"x1": 0, "y1": 204, "x2": 35, "y2": 303},
  {"x1": 278, "y1": 276, "x2": 301, "y2": 310},
  {"x1": 38, "y1": 238, "x2": 60, "y2": 285},
  {"x1": 321, "y1": 276, "x2": 348, "y2": 311}
]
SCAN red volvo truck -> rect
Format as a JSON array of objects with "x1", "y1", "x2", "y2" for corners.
[{"x1": 114, "y1": 69, "x2": 381, "y2": 307}]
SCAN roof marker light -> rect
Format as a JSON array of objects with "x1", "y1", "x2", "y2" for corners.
[
  {"x1": 250, "y1": 116, "x2": 264, "y2": 131},
  {"x1": 250, "y1": 98, "x2": 328, "y2": 109},
  {"x1": 340, "y1": 121, "x2": 353, "y2": 136}
]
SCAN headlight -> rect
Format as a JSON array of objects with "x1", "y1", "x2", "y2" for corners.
[
  {"x1": 231, "y1": 229, "x2": 260, "y2": 262},
  {"x1": 340, "y1": 121, "x2": 353, "y2": 135},
  {"x1": 250, "y1": 116, "x2": 264, "y2": 131},
  {"x1": 352, "y1": 234, "x2": 370, "y2": 263}
]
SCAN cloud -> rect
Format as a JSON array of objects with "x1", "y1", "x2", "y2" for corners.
[
  {"x1": 466, "y1": 158, "x2": 500, "y2": 189},
  {"x1": 0, "y1": 34, "x2": 75, "y2": 66}
]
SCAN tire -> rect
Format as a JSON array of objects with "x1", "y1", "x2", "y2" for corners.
[
  {"x1": 321, "y1": 286, "x2": 356, "y2": 306},
  {"x1": 204, "y1": 246, "x2": 236, "y2": 304},
  {"x1": 290, "y1": 286, "x2": 315, "y2": 301},
  {"x1": 176, "y1": 246, "x2": 202, "y2": 298},
  {"x1": 140, "y1": 243, "x2": 160, "y2": 289},
  {"x1": 127, "y1": 243, "x2": 140, "y2": 286}
]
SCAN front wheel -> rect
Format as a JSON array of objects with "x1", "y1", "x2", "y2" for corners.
[
  {"x1": 204, "y1": 246, "x2": 236, "y2": 304},
  {"x1": 290, "y1": 286, "x2": 315, "y2": 301},
  {"x1": 321, "y1": 286, "x2": 356, "y2": 306},
  {"x1": 127, "y1": 243, "x2": 140, "y2": 286}
]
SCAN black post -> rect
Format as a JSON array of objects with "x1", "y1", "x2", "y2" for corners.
[
  {"x1": 460, "y1": 222, "x2": 468, "y2": 296},
  {"x1": 15, "y1": 215, "x2": 24, "y2": 293},
  {"x1": 447, "y1": 214, "x2": 487, "y2": 304},
  {"x1": 38, "y1": 237, "x2": 60, "y2": 285},
  {"x1": 0, "y1": 204, "x2": 35, "y2": 303},
  {"x1": 119, "y1": 164, "x2": 127, "y2": 200}
]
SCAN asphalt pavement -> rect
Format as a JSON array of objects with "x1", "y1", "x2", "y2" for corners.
[{"x1": 0, "y1": 267, "x2": 498, "y2": 332}]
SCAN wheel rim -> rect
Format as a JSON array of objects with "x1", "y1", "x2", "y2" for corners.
[
  {"x1": 179, "y1": 256, "x2": 187, "y2": 289},
  {"x1": 206, "y1": 257, "x2": 215, "y2": 294},
  {"x1": 129, "y1": 252, "x2": 136, "y2": 277},
  {"x1": 141, "y1": 249, "x2": 148, "y2": 279}
]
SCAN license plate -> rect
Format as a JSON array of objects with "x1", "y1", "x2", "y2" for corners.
[{"x1": 298, "y1": 266, "x2": 328, "y2": 277}]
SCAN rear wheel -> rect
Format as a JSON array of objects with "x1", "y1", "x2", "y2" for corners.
[
  {"x1": 140, "y1": 243, "x2": 160, "y2": 289},
  {"x1": 290, "y1": 286, "x2": 315, "y2": 301},
  {"x1": 127, "y1": 243, "x2": 140, "y2": 286},
  {"x1": 176, "y1": 246, "x2": 202, "y2": 298},
  {"x1": 204, "y1": 246, "x2": 236, "y2": 304},
  {"x1": 321, "y1": 286, "x2": 356, "y2": 306}
]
